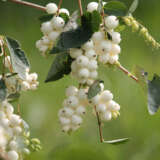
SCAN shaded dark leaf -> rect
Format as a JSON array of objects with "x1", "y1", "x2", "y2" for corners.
[
  {"x1": 128, "y1": 0, "x2": 139, "y2": 14},
  {"x1": 45, "y1": 53, "x2": 73, "y2": 83},
  {"x1": 104, "y1": 1, "x2": 127, "y2": 17},
  {"x1": 0, "y1": 78, "x2": 7, "y2": 101},
  {"x1": 39, "y1": 14, "x2": 53, "y2": 22},
  {"x1": 7, "y1": 92, "x2": 20, "y2": 102},
  {"x1": 6, "y1": 37, "x2": 30, "y2": 80},
  {"x1": 88, "y1": 80, "x2": 104, "y2": 99},
  {"x1": 148, "y1": 74, "x2": 160, "y2": 115},
  {"x1": 103, "y1": 138, "x2": 129, "y2": 145}
]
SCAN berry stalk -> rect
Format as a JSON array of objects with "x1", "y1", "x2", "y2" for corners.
[{"x1": 7, "y1": 0, "x2": 46, "y2": 11}]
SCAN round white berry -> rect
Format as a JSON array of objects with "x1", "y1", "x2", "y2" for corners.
[
  {"x1": 9, "y1": 141, "x2": 18, "y2": 150},
  {"x1": 110, "y1": 44, "x2": 121, "y2": 55},
  {"x1": 98, "y1": 54, "x2": 109, "y2": 64},
  {"x1": 59, "y1": 8, "x2": 70, "y2": 16},
  {"x1": 91, "y1": 94, "x2": 100, "y2": 105},
  {"x1": 46, "y1": 3, "x2": 58, "y2": 14},
  {"x1": 10, "y1": 114, "x2": 21, "y2": 126},
  {"x1": 88, "y1": 59, "x2": 98, "y2": 70},
  {"x1": 90, "y1": 70, "x2": 98, "y2": 79},
  {"x1": 108, "y1": 55, "x2": 119, "y2": 64},
  {"x1": 108, "y1": 100, "x2": 116, "y2": 110},
  {"x1": 48, "y1": 31, "x2": 60, "y2": 41},
  {"x1": 41, "y1": 21, "x2": 53, "y2": 34},
  {"x1": 105, "y1": 16, "x2": 119, "y2": 29},
  {"x1": 59, "y1": 117, "x2": 71, "y2": 125},
  {"x1": 77, "y1": 89, "x2": 87, "y2": 100},
  {"x1": 52, "y1": 16, "x2": 65, "y2": 30},
  {"x1": 97, "y1": 104, "x2": 106, "y2": 113},
  {"x1": 13, "y1": 126, "x2": 22, "y2": 135},
  {"x1": 63, "y1": 107, "x2": 74, "y2": 117},
  {"x1": 76, "y1": 106, "x2": 86, "y2": 115},
  {"x1": 87, "y1": 79, "x2": 94, "y2": 86},
  {"x1": 71, "y1": 61, "x2": 78, "y2": 72},
  {"x1": 78, "y1": 68, "x2": 90, "y2": 78},
  {"x1": 103, "y1": 111, "x2": 112, "y2": 121},
  {"x1": 66, "y1": 86, "x2": 78, "y2": 97},
  {"x1": 100, "y1": 90, "x2": 113, "y2": 102},
  {"x1": 41, "y1": 36, "x2": 50, "y2": 45},
  {"x1": 67, "y1": 96, "x2": 79, "y2": 107},
  {"x1": 7, "y1": 150, "x2": 19, "y2": 160},
  {"x1": 62, "y1": 125, "x2": 71, "y2": 133},
  {"x1": 87, "y1": 2, "x2": 98, "y2": 12},
  {"x1": 82, "y1": 40, "x2": 94, "y2": 50},
  {"x1": 76, "y1": 55, "x2": 89, "y2": 67},
  {"x1": 85, "y1": 49, "x2": 97, "y2": 59},
  {"x1": 111, "y1": 32, "x2": 121, "y2": 44},
  {"x1": 72, "y1": 115, "x2": 82, "y2": 125},
  {"x1": 70, "y1": 48, "x2": 83, "y2": 58},
  {"x1": 92, "y1": 31, "x2": 105, "y2": 43},
  {"x1": 100, "y1": 40, "x2": 112, "y2": 53}
]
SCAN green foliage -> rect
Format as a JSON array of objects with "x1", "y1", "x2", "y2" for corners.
[
  {"x1": 50, "y1": 11, "x2": 101, "y2": 54},
  {"x1": 88, "y1": 80, "x2": 103, "y2": 99},
  {"x1": 0, "y1": 78, "x2": 7, "y2": 101},
  {"x1": 6, "y1": 37, "x2": 30, "y2": 80},
  {"x1": 104, "y1": 1, "x2": 128, "y2": 17},
  {"x1": 45, "y1": 53, "x2": 73, "y2": 83},
  {"x1": 128, "y1": 0, "x2": 139, "y2": 15},
  {"x1": 104, "y1": 138, "x2": 129, "y2": 145},
  {"x1": 147, "y1": 74, "x2": 160, "y2": 115},
  {"x1": 39, "y1": 13, "x2": 69, "y2": 23}
]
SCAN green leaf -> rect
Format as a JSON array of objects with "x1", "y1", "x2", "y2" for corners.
[
  {"x1": 39, "y1": 14, "x2": 53, "y2": 23},
  {"x1": 6, "y1": 37, "x2": 30, "y2": 80},
  {"x1": 50, "y1": 11, "x2": 101, "y2": 54},
  {"x1": 147, "y1": 74, "x2": 160, "y2": 115},
  {"x1": 103, "y1": 138, "x2": 129, "y2": 145},
  {"x1": 128, "y1": 0, "x2": 139, "y2": 14},
  {"x1": 0, "y1": 78, "x2": 7, "y2": 102},
  {"x1": 45, "y1": 53, "x2": 73, "y2": 83},
  {"x1": 104, "y1": 1, "x2": 128, "y2": 17},
  {"x1": 7, "y1": 92, "x2": 20, "y2": 102},
  {"x1": 50, "y1": 27, "x2": 93, "y2": 54},
  {"x1": 88, "y1": 80, "x2": 104, "y2": 99},
  {"x1": 39, "y1": 13, "x2": 69, "y2": 23}
]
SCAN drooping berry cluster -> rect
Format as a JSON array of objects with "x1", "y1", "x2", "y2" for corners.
[
  {"x1": 0, "y1": 101, "x2": 30, "y2": 160},
  {"x1": 36, "y1": 3, "x2": 70, "y2": 56},
  {"x1": 58, "y1": 86, "x2": 88, "y2": 132},
  {"x1": 36, "y1": 2, "x2": 121, "y2": 133}
]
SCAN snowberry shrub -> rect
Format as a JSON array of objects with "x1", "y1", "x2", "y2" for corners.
[{"x1": 1, "y1": 0, "x2": 160, "y2": 159}]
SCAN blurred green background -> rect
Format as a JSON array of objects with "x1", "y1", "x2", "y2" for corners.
[{"x1": 1, "y1": 0, "x2": 160, "y2": 159}]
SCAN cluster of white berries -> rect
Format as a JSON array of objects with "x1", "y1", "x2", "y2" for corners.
[
  {"x1": 36, "y1": 3, "x2": 70, "y2": 56},
  {"x1": 58, "y1": 86, "x2": 88, "y2": 133},
  {"x1": 0, "y1": 101, "x2": 30, "y2": 160},
  {"x1": 3, "y1": 56, "x2": 39, "y2": 93},
  {"x1": 70, "y1": 40, "x2": 98, "y2": 85},
  {"x1": 91, "y1": 83, "x2": 120, "y2": 121}
]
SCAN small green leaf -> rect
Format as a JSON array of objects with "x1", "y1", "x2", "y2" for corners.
[
  {"x1": 88, "y1": 80, "x2": 103, "y2": 99},
  {"x1": 45, "y1": 53, "x2": 73, "y2": 83},
  {"x1": 148, "y1": 74, "x2": 160, "y2": 115},
  {"x1": 6, "y1": 37, "x2": 30, "y2": 80},
  {"x1": 104, "y1": 1, "x2": 128, "y2": 17},
  {"x1": 50, "y1": 27, "x2": 92, "y2": 54},
  {"x1": 104, "y1": 138, "x2": 129, "y2": 145},
  {"x1": 39, "y1": 14, "x2": 53, "y2": 22},
  {"x1": 0, "y1": 78, "x2": 7, "y2": 102},
  {"x1": 7, "y1": 92, "x2": 20, "y2": 102},
  {"x1": 128, "y1": 0, "x2": 139, "y2": 14}
]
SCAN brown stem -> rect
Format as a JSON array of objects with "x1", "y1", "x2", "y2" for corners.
[
  {"x1": 57, "y1": 0, "x2": 63, "y2": 15},
  {"x1": 78, "y1": 0, "x2": 83, "y2": 16},
  {"x1": 8, "y1": 0, "x2": 46, "y2": 12},
  {"x1": 94, "y1": 106, "x2": 104, "y2": 143},
  {"x1": 116, "y1": 62, "x2": 139, "y2": 82}
]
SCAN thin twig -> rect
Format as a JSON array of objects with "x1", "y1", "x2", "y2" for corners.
[
  {"x1": 57, "y1": 0, "x2": 63, "y2": 15},
  {"x1": 78, "y1": 0, "x2": 83, "y2": 16},
  {"x1": 8, "y1": 0, "x2": 46, "y2": 12},
  {"x1": 116, "y1": 62, "x2": 139, "y2": 82},
  {"x1": 94, "y1": 106, "x2": 104, "y2": 143}
]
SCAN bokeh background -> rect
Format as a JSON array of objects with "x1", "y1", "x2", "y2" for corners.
[{"x1": 1, "y1": 0, "x2": 160, "y2": 159}]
